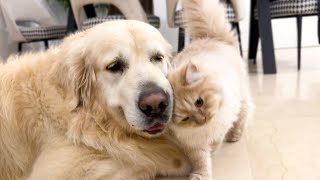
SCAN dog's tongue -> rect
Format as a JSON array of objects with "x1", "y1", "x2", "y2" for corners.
[{"x1": 146, "y1": 123, "x2": 165, "y2": 132}]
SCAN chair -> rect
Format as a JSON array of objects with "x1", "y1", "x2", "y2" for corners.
[
  {"x1": 0, "y1": 0, "x2": 67, "y2": 53},
  {"x1": 70, "y1": 0, "x2": 160, "y2": 30},
  {"x1": 248, "y1": 0, "x2": 319, "y2": 72},
  {"x1": 166, "y1": 0, "x2": 245, "y2": 54}
]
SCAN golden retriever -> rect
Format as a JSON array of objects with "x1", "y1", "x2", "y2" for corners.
[{"x1": 0, "y1": 20, "x2": 191, "y2": 180}]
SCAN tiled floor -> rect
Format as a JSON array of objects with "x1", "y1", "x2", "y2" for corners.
[{"x1": 212, "y1": 47, "x2": 320, "y2": 180}]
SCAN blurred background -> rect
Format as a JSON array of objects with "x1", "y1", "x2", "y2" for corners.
[{"x1": 0, "y1": 0, "x2": 319, "y2": 179}]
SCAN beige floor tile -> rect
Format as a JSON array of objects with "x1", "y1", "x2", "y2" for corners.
[
  {"x1": 212, "y1": 47, "x2": 320, "y2": 180},
  {"x1": 212, "y1": 138, "x2": 252, "y2": 180}
]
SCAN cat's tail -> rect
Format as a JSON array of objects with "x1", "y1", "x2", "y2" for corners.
[{"x1": 182, "y1": 0, "x2": 236, "y2": 45}]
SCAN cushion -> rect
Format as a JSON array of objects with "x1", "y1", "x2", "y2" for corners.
[
  {"x1": 255, "y1": 0, "x2": 318, "y2": 18},
  {"x1": 20, "y1": 25, "x2": 67, "y2": 41},
  {"x1": 82, "y1": 14, "x2": 160, "y2": 30}
]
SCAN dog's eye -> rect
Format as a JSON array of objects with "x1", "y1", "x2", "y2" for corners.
[
  {"x1": 151, "y1": 54, "x2": 164, "y2": 62},
  {"x1": 194, "y1": 97, "x2": 204, "y2": 108},
  {"x1": 106, "y1": 61, "x2": 124, "y2": 73}
]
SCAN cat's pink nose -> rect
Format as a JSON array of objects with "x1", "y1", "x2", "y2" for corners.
[{"x1": 138, "y1": 88, "x2": 168, "y2": 117}]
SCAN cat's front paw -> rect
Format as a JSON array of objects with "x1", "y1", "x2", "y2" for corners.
[
  {"x1": 225, "y1": 124, "x2": 244, "y2": 142},
  {"x1": 189, "y1": 173, "x2": 202, "y2": 180},
  {"x1": 225, "y1": 129, "x2": 242, "y2": 142},
  {"x1": 189, "y1": 173, "x2": 210, "y2": 180}
]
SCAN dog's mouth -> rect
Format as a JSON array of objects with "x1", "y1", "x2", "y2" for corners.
[{"x1": 143, "y1": 122, "x2": 166, "y2": 134}]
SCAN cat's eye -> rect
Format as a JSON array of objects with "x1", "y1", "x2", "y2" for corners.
[
  {"x1": 182, "y1": 117, "x2": 190, "y2": 122},
  {"x1": 106, "y1": 60, "x2": 125, "y2": 73},
  {"x1": 194, "y1": 97, "x2": 204, "y2": 107},
  {"x1": 151, "y1": 54, "x2": 164, "y2": 62}
]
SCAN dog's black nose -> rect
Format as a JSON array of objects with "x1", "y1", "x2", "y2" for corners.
[{"x1": 138, "y1": 83, "x2": 169, "y2": 117}]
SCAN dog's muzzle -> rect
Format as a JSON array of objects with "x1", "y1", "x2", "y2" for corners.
[{"x1": 138, "y1": 82, "x2": 171, "y2": 134}]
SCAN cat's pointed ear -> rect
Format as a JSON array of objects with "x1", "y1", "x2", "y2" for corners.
[{"x1": 185, "y1": 62, "x2": 203, "y2": 85}]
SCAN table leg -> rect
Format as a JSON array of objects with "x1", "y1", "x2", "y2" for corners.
[{"x1": 257, "y1": 0, "x2": 277, "y2": 74}]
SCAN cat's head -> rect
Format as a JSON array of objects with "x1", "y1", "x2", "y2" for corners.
[{"x1": 169, "y1": 62, "x2": 223, "y2": 128}]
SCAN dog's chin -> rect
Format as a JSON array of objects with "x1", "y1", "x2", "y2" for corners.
[
  {"x1": 139, "y1": 129, "x2": 166, "y2": 138},
  {"x1": 129, "y1": 122, "x2": 166, "y2": 138},
  {"x1": 130, "y1": 120, "x2": 168, "y2": 138},
  {"x1": 144, "y1": 122, "x2": 167, "y2": 136}
]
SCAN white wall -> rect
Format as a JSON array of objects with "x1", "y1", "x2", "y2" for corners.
[
  {"x1": 153, "y1": 0, "x2": 179, "y2": 50},
  {"x1": 153, "y1": 0, "x2": 320, "y2": 52},
  {"x1": 0, "y1": 4, "x2": 16, "y2": 61}
]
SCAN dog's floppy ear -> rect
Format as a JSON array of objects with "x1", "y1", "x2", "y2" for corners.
[{"x1": 51, "y1": 33, "x2": 96, "y2": 110}]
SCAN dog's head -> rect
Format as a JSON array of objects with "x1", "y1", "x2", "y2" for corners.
[{"x1": 53, "y1": 20, "x2": 173, "y2": 137}]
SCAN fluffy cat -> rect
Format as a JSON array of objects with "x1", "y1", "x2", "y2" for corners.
[{"x1": 167, "y1": 0, "x2": 253, "y2": 179}]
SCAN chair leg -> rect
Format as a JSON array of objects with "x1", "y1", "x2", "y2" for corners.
[
  {"x1": 67, "y1": 1, "x2": 78, "y2": 33},
  {"x1": 318, "y1": 0, "x2": 320, "y2": 44},
  {"x1": 84, "y1": 4, "x2": 97, "y2": 18},
  {"x1": 231, "y1": 22, "x2": 236, "y2": 31},
  {"x1": 297, "y1": 16, "x2": 302, "y2": 70},
  {"x1": 178, "y1": 28, "x2": 185, "y2": 52},
  {"x1": 234, "y1": 22, "x2": 243, "y2": 57},
  {"x1": 257, "y1": 0, "x2": 277, "y2": 74},
  {"x1": 248, "y1": 0, "x2": 259, "y2": 64},
  {"x1": 18, "y1": 42, "x2": 23, "y2": 53},
  {"x1": 231, "y1": 22, "x2": 243, "y2": 57},
  {"x1": 318, "y1": 15, "x2": 320, "y2": 44},
  {"x1": 44, "y1": 40, "x2": 49, "y2": 50}
]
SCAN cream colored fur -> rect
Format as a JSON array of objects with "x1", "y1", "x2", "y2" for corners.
[
  {"x1": 168, "y1": 0, "x2": 254, "y2": 179},
  {"x1": 0, "y1": 20, "x2": 192, "y2": 180}
]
